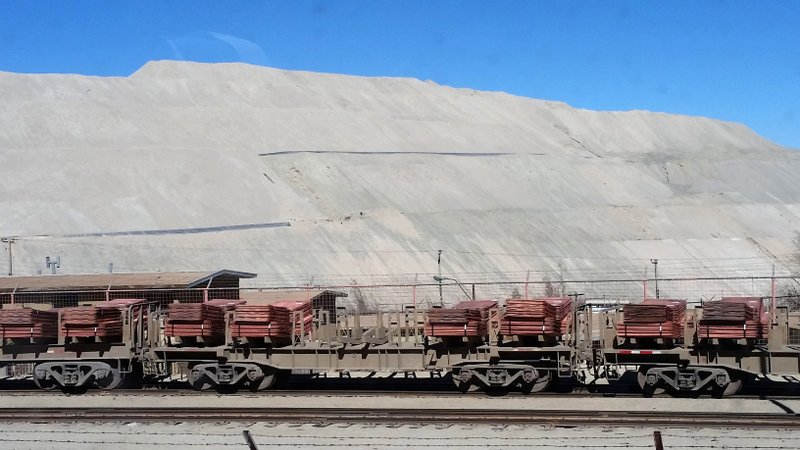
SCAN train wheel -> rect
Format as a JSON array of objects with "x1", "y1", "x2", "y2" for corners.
[
  {"x1": 190, "y1": 374, "x2": 213, "y2": 391},
  {"x1": 450, "y1": 369, "x2": 480, "y2": 393},
  {"x1": 521, "y1": 371, "x2": 552, "y2": 395},
  {"x1": 32, "y1": 372, "x2": 57, "y2": 390},
  {"x1": 641, "y1": 382, "x2": 657, "y2": 398},
  {"x1": 452, "y1": 377, "x2": 480, "y2": 393},
  {"x1": 708, "y1": 370, "x2": 743, "y2": 398},
  {"x1": 722, "y1": 376, "x2": 742, "y2": 397},
  {"x1": 637, "y1": 366, "x2": 664, "y2": 396},
  {"x1": 96, "y1": 368, "x2": 125, "y2": 390},
  {"x1": 724, "y1": 379, "x2": 742, "y2": 396},
  {"x1": 250, "y1": 370, "x2": 278, "y2": 392}
]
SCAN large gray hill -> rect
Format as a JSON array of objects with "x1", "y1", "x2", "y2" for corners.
[{"x1": 1, "y1": 61, "x2": 798, "y2": 286}]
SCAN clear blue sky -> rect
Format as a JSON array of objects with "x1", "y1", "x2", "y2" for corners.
[{"x1": 2, "y1": 1, "x2": 798, "y2": 148}]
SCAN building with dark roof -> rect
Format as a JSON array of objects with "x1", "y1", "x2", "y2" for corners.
[{"x1": 0, "y1": 269, "x2": 256, "y2": 308}]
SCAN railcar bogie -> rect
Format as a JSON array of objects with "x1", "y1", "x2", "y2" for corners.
[
  {"x1": 187, "y1": 362, "x2": 279, "y2": 392},
  {"x1": 30, "y1": 359, "x2": 136, "y2": 391},
  {"x1": 450, "y1": 363, "x2": 555, "y2": 394},
  {"x1": 634, "y1": 365, "x2": 742, "y2": 398}
]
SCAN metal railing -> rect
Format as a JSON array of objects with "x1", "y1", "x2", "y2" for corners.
[{"x1": 0, "y1": 274, "x2": 795, "y2": 311}]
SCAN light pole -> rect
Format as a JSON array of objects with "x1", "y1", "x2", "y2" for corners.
[
  {"x1": 433, "y1": 275, "x2": 474, "y2": 302},
  {"x1": 1, "y1": 237, "x2": 14, "y2": 276},
  {"x1": 650, "y1": 258, "x2": 659, "y2": 299},
  {"x1": 437, "y1": 250, "x2": 443, "y2": 304}
]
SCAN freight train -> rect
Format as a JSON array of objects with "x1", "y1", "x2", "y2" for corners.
[{"x1": 0, "y1": 291, "x2": 798, "y2": 397}]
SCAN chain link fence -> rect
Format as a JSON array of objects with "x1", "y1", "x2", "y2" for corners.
[{"x1": 1, "y1": 275, "x2": 793, "y2": 311}]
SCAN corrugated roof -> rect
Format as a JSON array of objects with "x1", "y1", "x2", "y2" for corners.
[
  {"x1": 240, "y1": 289, "x2": 347, "y2": 304},
  {"x1": 0, "y1": 269, "x2": 256, "y2": 292}
]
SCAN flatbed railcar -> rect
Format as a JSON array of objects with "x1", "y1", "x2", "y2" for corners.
[
  {"x1": 1, "y1": 296, "x2": 800, "y2": 397},
  {"x1": 600, "y1": 303, "x2": 800, "y2": 397}
]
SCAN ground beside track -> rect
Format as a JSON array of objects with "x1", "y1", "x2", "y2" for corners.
[
  {"x1": 1, "y1": 392, "x2": 797, "y2": 414},
  {"x1": 0, "y1": 394, "x2": 799, "y2": 449},
  {"x1": 0, "y1": 421, "x2": 798, "y2": 450}
]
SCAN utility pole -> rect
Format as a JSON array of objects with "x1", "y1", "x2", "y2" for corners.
[
  {"x1": 650, "y1": 259, "x2": 659, "y2": 299},
  {"x1": 1, "y1": 237, "x2": 14, "y2": 276},
  {"x1": 437, "y1": 250, "x2": 443, "y2": 305}
]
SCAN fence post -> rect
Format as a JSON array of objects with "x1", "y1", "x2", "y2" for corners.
[{"x1": 653, "y1": 430, "x2": 664, "y2": 450}]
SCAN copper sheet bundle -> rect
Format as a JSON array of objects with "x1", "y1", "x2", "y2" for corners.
[
  {"x1": 502, "y1": 316, "x2": 559, "y2": 336},
  {"x1": 165, "y1": 299, "x2": 244, "y2": 338},
  {"x1": 500, "y1": 297, "x2": 572, "y2": 337},
  {"x1": 165, "y1": 303, "x2": 206, "y2": 322},
  {"x1": 425, "y1": 300, "x2": 497, "y2": 337},
  {"x1": 622, "y1": 299, "x2": 686, "y2": 323},
  {"x1": 617, "y1": 322, "x2": 684, "y2": 338},
  {"x1": 272, "y1": 300, "x2": 313, "y2": 335},
  {"x1": 232, "y1": 300, "x2": 313, "y2": 338},
  {"x1": 233, "y1": 305, "x2": 290, "y2": 322},
  {"x1": 102, "y1": 298, "x2": 148, "y2": 321},
  {"x1": 617, "y1": 299, "x2": 686, "y2": 339},
  {"x1": 0, "y1": 308, "x2": 59, "y2": 339},
  {"x1": 698, "y1": 297, "x2": 764, "y2": 339},
  {"x1": 60, "y1": 306, "x2": 123, "y2": 338},
  {"x1": 543, "y1": 297, "x2": 572, "y2": 320},
  {"x1": 231, "y1": 305, "x2": 292, "y2": 338},
  {"x1": 102, "y1": 298, "x2": 146, "y2": 308},
  {"x1": 506, "y1": 300, "x2": 556, "y2": 318},
  {"x1": 206, "y1": 299, "x2": 247, "y2": 310}
]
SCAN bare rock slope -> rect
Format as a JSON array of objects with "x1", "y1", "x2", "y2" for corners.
[{"x1": 0, "y1": 61, "x2": 797, "y2": 284}]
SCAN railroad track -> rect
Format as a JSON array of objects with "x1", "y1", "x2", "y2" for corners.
[
  {"x1": 3, "y1": 388, "x2": 800, "y2": 401},
  {"x1": 0, "y1": 389, "x2": 608, "y2": 399},
  {"x1": 0, "y1": 406, "x2": 797, "y2": 427}
]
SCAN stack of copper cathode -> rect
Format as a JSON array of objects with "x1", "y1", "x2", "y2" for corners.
[
  {"x1": 231, "y1": 304, "x2": 293, "y2": 338},
  {"x1": 165, "y1": 299, "x2": 244, "y2": 339},
  {"x1": 61, "y1": 306, "x2": 123, "y2": 339},
  {"x1": 500, "y1": 297, "x2": 572, "y2": 337},
  {"x1": 698, "y1": 297, "x2": 765, "y2": 339},
  {"x1": 58, "y1": 298, "x2": 146, "y2": 340},
  {"x1": 425, "y1": 300, "x2": 497, "y2": 337},
  {"x1": 0, "y1": 308, "x2": 59, "y2": 340},
  {"x1": 272, "y1": 300, "x2": 313, "y2": 335},
  {"x1": 230, "y1": 300, "x2": 313, "y2": 339},
  {"x1": 617, "y1": 299, "x2": 687, "y2": 339}
]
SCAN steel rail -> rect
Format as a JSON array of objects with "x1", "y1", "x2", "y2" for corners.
[
  {"x1": 2, "y1": 389, "x2": 800, "y2": 400},
  {"x1": 0, "y1": 407, "x2": 797, "y2": 427}
]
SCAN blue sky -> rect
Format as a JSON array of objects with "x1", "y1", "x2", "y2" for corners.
[{"x1": 2, "y1": 1, "x2": 799, "y2": 148}]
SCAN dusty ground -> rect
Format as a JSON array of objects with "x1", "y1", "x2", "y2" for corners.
[
  {"x1": 0, "y1": 421, "x2": 797, "y2": 449},
  {"x1": 1, "y1": 393, "x2": 798, "y2": 448},
  {"x1": 0, "y1": 392, "x2": 794, "y2": 414}
]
